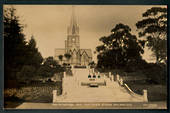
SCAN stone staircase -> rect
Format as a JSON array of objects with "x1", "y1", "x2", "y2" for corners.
[{"x1": 54, "y1": 68, "x2": 145, "y2": 103}]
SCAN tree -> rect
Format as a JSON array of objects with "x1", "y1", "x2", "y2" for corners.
[
  {"x1": 4, "y1": 6, "x2": 43, "y2": 87},
  {"x1": 37, "y1": 56, "x2": 64, "y2": 78},
  {"x1": 26, "y1": 36, "x2": 43, "y2": 68},
  {"x1": 17, "y1": 65, "x2": 36, "y2": 83},
  {"x1": 4, "y1": 6, "x2": 27, "y2": 83},
  {"x1": 136, "y1": 7, "x2": 167, "y2": 64},
  {"x1": 88, "y1": 61, "x2": 96, "y2": 68},
  {"x1": 96, "y1": 23, "x2": 144, "y2": 70},
  {"x1": 64, "y1": 53, "x2": 72, "y2": 64},
  {"x1": 58, "y1": 55, "x2": 63, "y2": 64}
]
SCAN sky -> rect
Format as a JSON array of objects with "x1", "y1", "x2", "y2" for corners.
[{"x1": 4, "y1": 5, "x2": 166, "y2": 63}]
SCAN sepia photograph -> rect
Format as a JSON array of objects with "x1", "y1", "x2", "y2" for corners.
[{"x1": 3, "y1": 5, "x2": 167, "y2": 109}]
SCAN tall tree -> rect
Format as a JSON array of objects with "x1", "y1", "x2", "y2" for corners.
[
  {"x1": 26, "y1": 35, "x2": 43, "y2": 68},
  {"x1": 4, "y1": 6, "x2": 27, "y2": 82},
  {"x1": 4, "y1": 6, "x2": 43, "y2": 86},
  {"x1": 136, "y1": 7, "x2": 167, "y2": 64},
  {"x1": 96, "y1": 23, "x2": 144, "y2": 70}
]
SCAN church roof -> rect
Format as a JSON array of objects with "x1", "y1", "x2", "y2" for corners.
[
  {"x1": 80, "y1": 49, "x2": 92, "y2": 58},
  {"x1": 55, "y1": 48, "x2": 92, "y2": 59}
]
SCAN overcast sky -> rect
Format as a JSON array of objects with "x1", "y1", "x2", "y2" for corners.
[{"x1": 4, "y1": 5, "x2": 166, "y2": 63}]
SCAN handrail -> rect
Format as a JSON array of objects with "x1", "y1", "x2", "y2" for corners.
[{"x1": 124, "y1": 83, "x2": 143, "y2": 99}]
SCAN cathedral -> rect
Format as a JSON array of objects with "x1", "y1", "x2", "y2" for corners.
[{"x1": 54, "y1": 6, "x2": 92, "y2": 66}]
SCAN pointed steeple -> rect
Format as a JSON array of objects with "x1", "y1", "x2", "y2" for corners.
[{"x1": 68, "y1": 6, "x2": 79, "y2": 35}]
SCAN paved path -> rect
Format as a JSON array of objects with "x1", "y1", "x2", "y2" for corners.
[
  {"x1": 57, "y1": 68, "x2": 144, "y2": 102},
  {"x1": 16, "y1": 102, "x2": 167, "y2": 109}
]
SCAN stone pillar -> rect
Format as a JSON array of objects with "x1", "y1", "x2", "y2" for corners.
[
  {"x1": 92, "y1": 68, "x2": 94, "y2": 73},
  {"x1": 71, "y1": 65, "x2": 74, "y2": 69},
  {"x1": 114, "y1": 74, "x2": 116, "y2": 81},
  {"x1": 62, "y1": 73, "x2": 66, "y2": 95},
  {"x1": 143, "y1": 89, "x2": 148, "y2": 102},
  {"x1": 64, "y1": 72, "x2": 66, "y2": 78},
  {"x1": 62, "y1": 79, "x2": 65, "y2": 95},
  {"x1": 116, "y1": 74, "x2": 120, "y2": 81},
  {"x1": 120, "y1": 78, "x2": 123, "y2": 86},
  {"x1": 71, "y1": 65, "x2": 75, "y2": 75},
  {"x1": 111, "y1": 76, "x2": 114, "y2": 81},
  {"x1": 109, "y1": 72, "x2": 111, "y2": 78},
  {"x1": 53, "y1": 90, "x2": 57, "y2": 103},
  {"x1": 103, "y1": 74, "x2": 106, "y2": 80}
]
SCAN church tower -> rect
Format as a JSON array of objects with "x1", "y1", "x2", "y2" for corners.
[
  {"x1": 55, "y1": 6, "x2": 92, "y2": 66},
  {"x1": 65, "y1": 6, "x2": 80, "y2": 53},
  {"x1": 65, "y1": 6, "x2": 80, "y2": 65}
]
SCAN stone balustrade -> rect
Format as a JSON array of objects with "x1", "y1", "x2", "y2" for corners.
[
  {"x1": 53, "y1": 71, "x2": 148, "y2": 103},
  {"x1": 108, "y1": 71, "x2": 148, "y2": 102}
]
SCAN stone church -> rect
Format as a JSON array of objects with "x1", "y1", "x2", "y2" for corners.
[{"x1": 54, "y1": 6, "x2": 92, "y2": 66}]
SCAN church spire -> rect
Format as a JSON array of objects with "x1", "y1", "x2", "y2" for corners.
[
  {"x1": 68, "y1": 5, "x2": 79, "y2": 35},
  {"x1": 71, "y1": 6, "x2": 77, "y2": 27}
]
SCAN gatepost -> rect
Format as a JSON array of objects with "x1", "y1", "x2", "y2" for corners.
[
  {"x1": 64, "y1": 72, "x2": 66, "y2": 78},
  {"x1": 71, "y1": 65, "x2": 75, "y2": 75},
  {"x1": 109, "y1": 72, "x2": 111, "y2": 81},
  {"x1": 71, "y1": 65, "x2": 74, "y2": 69},
  {"x1": 53, "y1": 90, "x2": 57, "y2": 103},
  {"x1": 98, "y1": 72, "x2": 100, "y2": 77},
  {"x1": 109, "y1": 72, "x2": 111, "y2": 78},
  {"x1": 111, "y1": 75, "x2": 114, "y2": 81},
  {"x1": 143, "y1": 89, "x2": 148, "y2": 102},
  {"x1": 114, "y1": 73, "x2": 116, "y2": 81},
  {"x1": 92, "y1": 68, "x2": 94, "y2": 73},
  {"x1": 116, "y1": 74, "x2": 120, "y2": 82},
  {"x1": 103, "y1": 74, "x2": 106, "y2": 80},
  {"x1": 62, "y1": 72, "x2": 66, "y2": 95},
  {"x1": 120, "y1": 78, "x2": 123, "y2": 86}
]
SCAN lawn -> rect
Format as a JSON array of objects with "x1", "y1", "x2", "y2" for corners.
[
  {"x1": 4, "y1": 81, "x2": 62, "y2": 108},
  {"x1": 110, "y1": 69, "x2": 167, "y2": 102},
  {"x1": 124, "y1": 80, "x2": 167, "y2": 102}
]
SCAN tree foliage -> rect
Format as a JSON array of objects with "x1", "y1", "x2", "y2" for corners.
[
  {"x1": 58, "y1": 55, "x2": 63, "y2": 61},
  {"x1": 64, "y1": 53, "x2": 71, "y2": 64},
  {"x1": 96, "y1": 23, "x2": 144, "y2": 70},
  {"x1": 4, "y1": 7, "x2": 27, "y2": 80},
  {"x1": 88, "y1": 61, "x2": 96, "y2": 68},
  {"x1": 4, "y1": 6, "x2": 43, "y2": 86},
  {"x1": 136, "y1": 7, "x2": 167, "y2": 64},
  {"x1": 26, "y1": 36, "x2": 43, "y2": 67},
  {"x1": 37, "y1": 57, "x2": 64, "y2": 78},
  {"x1": 17, "y1": 65, "x2": 36, "y2": 82}
]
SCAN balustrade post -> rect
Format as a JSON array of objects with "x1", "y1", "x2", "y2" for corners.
[
  {"x1": 114, "y1": 74, "x2": 116, "y2": 81},
  {"x1": 120, "y1": 78, "x2": 123, "y2": 86},
  {"x1": 103, "y1": 74, "x2": 106, "y2": 80},
  {"x1": 53, "y1": 90, "x2": 57, "y2": 103},
  {"x1": 116, "y1": 74, "x2": 120, "y2": 82},
  {"x1": 109, "y1": 72, "x2": 111, "y2": 78},
  {"x1": 64, "y1": 72, "x2": 66, "y2": 78},
  {"x1": 92, "y1": 68, "x2": 95, "y2": 73},
  {"x1": 143, "y1": 89, "x2": 148, "y2": 102},
  {"x1": 98, "y1": 72, "x2": 100, "y2": 76},
  {"x1": 111, "y1": 75, "x2": 114, "y2": 81}
]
